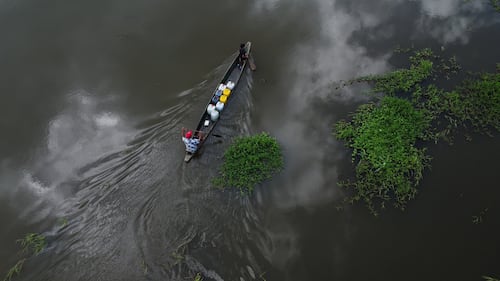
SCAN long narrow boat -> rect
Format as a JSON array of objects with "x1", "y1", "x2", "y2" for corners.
[{"x1": 182, "y1": 42, "x2": 252, "y2": 162}]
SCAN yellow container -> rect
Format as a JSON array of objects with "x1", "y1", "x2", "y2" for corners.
[
  {"x1": 219, "y1": 94, "x2": 228, "y2": 103},
  {"x1": 223, "y1": 88, "x2": 231, "y2": 96}
]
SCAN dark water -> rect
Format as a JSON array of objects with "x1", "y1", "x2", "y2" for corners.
[{"x1": 1, "y1": 0, "x2": 499, "y2": 280}]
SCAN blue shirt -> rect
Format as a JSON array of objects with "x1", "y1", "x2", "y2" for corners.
[{"x1": 182, "y1": 137, "x2": 200, "y2": 153}]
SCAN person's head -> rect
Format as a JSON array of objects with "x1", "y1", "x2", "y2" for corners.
[
  {"x1": 185, "y1": 130, "x2": 193, "y2": 138},
  {"x1": 240, "y1": 43, "x2": 245, "y2": 48}
]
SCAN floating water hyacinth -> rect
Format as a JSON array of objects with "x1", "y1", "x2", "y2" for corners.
[
  {"x1": 213, "y1": 133, "x2": 283, "y2": 194},
  {"x1": 334, "y1": 48, "x2": 500, "y2": 215}
]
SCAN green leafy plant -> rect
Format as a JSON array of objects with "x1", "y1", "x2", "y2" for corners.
[
  {"x1": 491, "y1": 0, "x2": 500, "y2": 12},
  {"x1": 412, "y1": 73, "x2": 500, "y2": 137},
  {"x1": 334, "y1": 48, "x2": 499, "y2": 214},
  {"x1": 58, "y1": 217, "x2": 68, "y2": 227},
  {"x1": 451, "y1": 73, "x2": 500, "y2": 132},
  {"x1": 335, "y1": 96, "x2": 432, "y2": 214},
  {"x1": 214, "y1": 133, "x2": 283, "y2": 194},
  {"x1": 17, "y1": 233, "x2": 46, "y2": 255},
  {"x1": 3, "y1": 233, "x2": 46, "y2": 281},
  {"x1": 352, "y1": 49, "x2": 435, "y2": 95},
  {"x1": 3, "y1": 259, "x2": 25, "y2": 281},
  {"x1": 194, "y1": 273, "x2": 203, "y2": 281}
]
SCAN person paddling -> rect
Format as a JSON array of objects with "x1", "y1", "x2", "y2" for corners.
[
  {"x1": 182, "y1": 130, "x2": 200, "y2": 153},
  {"x1": 238, "y1": 43, "x2": 248, "y2": 68}
]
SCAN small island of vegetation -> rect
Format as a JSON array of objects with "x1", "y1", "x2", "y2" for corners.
[
  {"x1": 214, "y1": 132, "x2": 283, "y2": 194},
  {"x1": 335, "y1": 48, "x2": 499, "y2": 215},
  {"x1": 3, "y1": 233, "x2": 46, "y2": 281}
]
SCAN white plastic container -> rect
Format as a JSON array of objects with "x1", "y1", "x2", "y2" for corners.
[
  {"x1": 226, "y1": 81, "x2": 235, "y2": 90},
  {"x1": 218, "y1": 84, "x2": 226, "y2": 91},
  {"x1": 210, "y1": 110, "x2": 219, "y2": 121},
  {"x1": 207, "y1": 104, "x2": 215, "y2": 114},
  {"x1": 215, "y1": 101, "x2": 224, "y2": 112}
]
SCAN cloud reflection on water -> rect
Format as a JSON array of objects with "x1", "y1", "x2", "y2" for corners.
[
  {"x1": 249, "y1": 0, "x2": 497, "y2": 274},
  {"x1": 266, "y1": 0, "x2": 392, "y2": 210},
  {"x1": 417, "y1": 0, "x2": 490, "y2": 44},
  {"x1": 256, "y1": 0, "x2": 495, "y2": 208},
  {"x1": 1, "y1": 91, "x2": 133, "y2": 223}
]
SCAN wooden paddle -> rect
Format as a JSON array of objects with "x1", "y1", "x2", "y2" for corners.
[{"x1": 248, "y1": 54, "x2": 257, "y2": 71}]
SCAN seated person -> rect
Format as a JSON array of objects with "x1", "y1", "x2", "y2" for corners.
[{"x1": 182, "y1": 130, "x2": 200, "y2": 153}]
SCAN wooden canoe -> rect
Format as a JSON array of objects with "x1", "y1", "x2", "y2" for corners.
[{"x1": 183, "y1": 42, "x2": 252, "y2": 162}]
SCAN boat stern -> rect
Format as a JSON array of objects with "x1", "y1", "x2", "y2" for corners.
[{"x1": 184, "y1": 152, "x2": 194, "y2": 163}]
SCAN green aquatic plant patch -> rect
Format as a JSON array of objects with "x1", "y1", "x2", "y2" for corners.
[
  {"x1": 335, "y1": 48, "x2": 499, "y2": 214},
  {"x1": 336, "y1": 96, "x2": 432, "y2": 213},
  {"x1": 18, "y1": 233, "x2": 46, "y2": 255},
  {"x1": 451, "y1": 73, "x2": 500, "y2": 132},
  {"x1": 367, "y1": 59, "x2": 433, "y2": 95},
  {"x1": 3, "y1": 259, "x2": 25, "y2": 281},
  {"x1": 491, "y1": 0, "x2": 500, "y2": 12},
  {"x1": 353, "y1": 49, "x2": 436, "y2": 95},
  {"x1": 214, "y1": 133, "x2": 283, "y2": 194},
  {"x1": 412, "y1": 73, "x2": 500, "y2": 137},
  {"x1": 3, "y1": 233, "x2": 47, "y2": 281}
]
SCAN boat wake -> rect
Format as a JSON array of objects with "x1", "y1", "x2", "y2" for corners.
[{"x1": 12, "y1": 61, "x2": 270, "y2": 281}]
